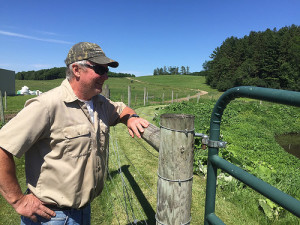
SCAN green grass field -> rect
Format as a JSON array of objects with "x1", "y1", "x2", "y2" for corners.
[
  {"x1": 1, "y1": 76, "x2": 299, "y2": 224},
  {"x1": 12, "y1": 76, "x2": 221, "y2": 111}
]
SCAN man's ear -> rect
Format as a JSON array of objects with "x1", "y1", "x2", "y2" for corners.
[{"x1": 72, "y1": 64, "x2": 80, "y2": 78}]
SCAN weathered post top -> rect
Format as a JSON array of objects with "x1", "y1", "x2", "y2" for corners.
[{"x1": 160, "y1": 113, "x2": 194, "y2": 131}]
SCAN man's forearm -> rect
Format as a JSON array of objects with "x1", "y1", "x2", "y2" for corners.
[{"x1": 0, "y1": 147, "x2": 23, "y2": 206}]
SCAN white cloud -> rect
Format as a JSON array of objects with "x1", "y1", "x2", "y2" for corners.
[{"x1": 0, "y1": 30, "x2": 73, "y2": 44}]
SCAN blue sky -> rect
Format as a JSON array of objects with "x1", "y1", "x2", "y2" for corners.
[{"x1": 0, "y1": 0, "x2": 299, "y2": 76}]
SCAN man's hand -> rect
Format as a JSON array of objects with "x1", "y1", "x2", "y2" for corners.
[
  {"x1": 127, "y1": 117, "x2": 149, "y2": 138},
  {"x1": 13, "y1": 193, "x2": 56, "y2": 222},
  {"x1": 119, "y1": 107, "x2": 149, "y2": 138},
  {"x1": 0, "y1": 147, "x2": 54, "y2": 222}
]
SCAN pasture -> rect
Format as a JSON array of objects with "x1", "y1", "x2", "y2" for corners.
[{"x1": 0, "y1": 75, "x2": 299, "y2": 224}]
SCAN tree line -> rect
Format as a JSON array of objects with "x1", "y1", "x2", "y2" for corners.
[
  {"x1": 204, "y1": 24, "x2": 300, "y2": 91},
  {"x1": 153, "y1": 66, "x2": 207, "y2": 76},
  {"x1": 153, "y1": 66, "x2": 190, "y2": 75},
  {"x1": 16, "y1": 67, "x2": 135, "y2": 80}
]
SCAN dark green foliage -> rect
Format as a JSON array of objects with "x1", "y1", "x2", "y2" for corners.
[
  {"x1": 158, "y1": 100, "x2": 300, "y2": 201},
  {"x1": 153, "y1": 65, "x2": 190, "y2": 75},
  {"x1": 15, "y1": 67, "x2": 135, "y2": 80},
  {"x1": 107, "y1": 71, "x2": 135, "y2": 78},
  {"x1": 189, "y1": 71, "x2": 207, "y2": 76},
  {"x1": 205, "y1": 25, "x2": 300, "y2": 91},
  {"x1": 158, "y1": 99, "x2": 300, "y2": 222},
  {"x1": 16, "y1": 67, "x2": 66, "y2": 80}
]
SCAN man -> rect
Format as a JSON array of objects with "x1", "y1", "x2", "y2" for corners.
[{"x1": 0, "y1": 42, "x2": 149, "y2": 224}]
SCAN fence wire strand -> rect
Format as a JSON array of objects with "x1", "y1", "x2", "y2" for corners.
[
  {"x1": 108, "y1": 132, "x2": 150, "y2": 224},
  {"x1": 132, "y1": 138, "x2": 159, "y2": 158}
]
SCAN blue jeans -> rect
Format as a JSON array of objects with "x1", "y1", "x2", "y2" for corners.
[{"x1": 20, "y1": 204, "x2": 91, "y2": 225}]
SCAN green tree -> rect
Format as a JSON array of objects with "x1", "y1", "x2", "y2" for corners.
[{"x1": 205, "y1": 25, "x2": 300, "y2": 91}]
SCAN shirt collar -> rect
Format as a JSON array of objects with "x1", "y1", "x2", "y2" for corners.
[{"x1": 61, "y1": 79, "x2": 78, "y2": 103}]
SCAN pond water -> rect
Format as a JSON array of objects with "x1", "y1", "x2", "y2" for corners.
[{"x1": 275, "y1": 133, "x2": 300, "y2": 159}]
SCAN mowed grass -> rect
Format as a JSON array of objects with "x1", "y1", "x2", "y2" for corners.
[
  {"x1": 105, "y1": 75, "x2": 222, "y2": 105},
  {"x1": 11, "y1": 76, "x2": 219, "y2": 112},
  {"x1": 135, "y1": 75, "x2": 215, "y2": 92}
]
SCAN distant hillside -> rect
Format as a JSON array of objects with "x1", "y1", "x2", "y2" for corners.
[{"x1": 16, "y1": 67, "x2": 135, "y2": 80}]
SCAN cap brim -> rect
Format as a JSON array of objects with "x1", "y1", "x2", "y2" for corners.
[{"x1": 89, "y1": 56, "x2": 119, "y2": 68}]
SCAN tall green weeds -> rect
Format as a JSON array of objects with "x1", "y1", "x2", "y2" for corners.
[{"x1": 157, "y1": 99, "x2": 300, "y2": 223}]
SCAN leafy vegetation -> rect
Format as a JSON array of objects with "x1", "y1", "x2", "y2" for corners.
[
  {"x1": 157, "y1": 99, "x2": 300, "y2": 223},
  {"x1": 205, "y1": 24, "x2": 300, "y2": 91},
  {"x1": 153, "y1": 66, "x2": 207, "y2": 76},
  {"x1": 153, "y1": 65, "x2": 191, "y2": 75}
]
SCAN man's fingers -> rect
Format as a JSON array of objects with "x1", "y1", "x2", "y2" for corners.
[
  {"x1": 127, "y1": 117, "x2": 150, "y2": 138},
  {"x1": 39, "y1": 205, "x2": 56, "y2": 218},
  {"x1": 136, "y1": 123, "x2": 144, "y2": 133},
  {"x1": 30, "y1": 214, "x2": 38, "y2": 223},
  {"x1": 132, "y1": 126, "x2": 141, "y2": 138},
  {"x1": 41, "y1": 204, "x2": 56, "y2": 215},
  {"x1": 141, "y1": 120, "x2": 150, "y2": 128},
  {"x1": 36, "y1": 208, "x2": 54, "y2": 220},
  {"x1": 128, "y1": 128, "x2": 134, "y2": 138},
  {"x1": 14, "y1": 193, "x2": 56, "y2": 222},
  {"x1": 129, "y1": 125, "x2": 141, "y2": 138}
]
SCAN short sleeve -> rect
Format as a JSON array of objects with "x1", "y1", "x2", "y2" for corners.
[
  {"x1": 106, "y1": 99, "x2": 126, "y2": 126},
  {"x1": 0, "y1": 98, "x2": 49, "y2": 158}
]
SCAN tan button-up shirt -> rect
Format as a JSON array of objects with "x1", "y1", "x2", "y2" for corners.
[{"x1": 0, "y1": 79, "x2": 126, "y2": 208}]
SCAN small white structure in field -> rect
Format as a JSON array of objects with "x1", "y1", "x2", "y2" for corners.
[{"x1": 17, "y1": 86, "x2": 42, "y2": 96}]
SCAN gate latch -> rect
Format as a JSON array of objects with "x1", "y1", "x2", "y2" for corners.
[
  {"x1": 195, "y1": 133, "x2": 227, "y2": 149},
  {"x1": 207, "y1": 140, "x2": 227, "y2": 148}
]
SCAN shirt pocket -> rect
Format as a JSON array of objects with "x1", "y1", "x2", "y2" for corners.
[{"x1": 63, "y1": 125, "x2": 92, "y2": 157}]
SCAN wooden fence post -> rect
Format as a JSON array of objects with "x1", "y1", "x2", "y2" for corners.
[
  {"x1": 147, "y1": 92, "x2": 149, "y2": 104},
  {"x1": 144, "y1": 87, "x2": 146, "y2": 106},
  {"x1": 128, "y1": 85, "x2": 131, "y2": 107},
  {"x1": 156, "y1": 114, "x2": 194, "y2": 225},
  {"x1": 141, "y1": 123, "x2": 160, "y2": 151},
  {"x1": 4, "y1": 91, "x2": 7, "y2": 111},
  {"x1": 0, "y1": 91, "x2": 5, "y2": 123},
  {"x1": 103, "y1": 84, "x2": 110, "y2": 99}
]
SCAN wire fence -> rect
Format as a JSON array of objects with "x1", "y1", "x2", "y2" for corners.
[{"x1": 103, "y1": 120, "x2": 159, "y2": 224}]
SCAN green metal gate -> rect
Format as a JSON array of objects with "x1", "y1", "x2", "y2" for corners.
[{"x1": 203, "y1": 86, "x2": 300, "y2": 225}]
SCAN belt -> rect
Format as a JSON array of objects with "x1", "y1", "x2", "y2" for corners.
[{"x1": 43, "y1": 204, "x2": 75, "y2": 211}]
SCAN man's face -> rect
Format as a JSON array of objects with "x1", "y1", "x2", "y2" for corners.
[{"x1": 79, "y1": 63, "x2": 108, "y2": 98}]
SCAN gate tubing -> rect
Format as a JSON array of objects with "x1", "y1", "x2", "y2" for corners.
[{"x1": 204, "y1": 86, "x2": 300, "y2": 224}]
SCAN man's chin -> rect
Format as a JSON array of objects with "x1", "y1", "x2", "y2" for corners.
[{"x1": 94, "y1": 85, "x2": 103, "y2": 93}]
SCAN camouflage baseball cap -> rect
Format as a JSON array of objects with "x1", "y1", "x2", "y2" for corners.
[{"x1": 65, "y1": 42, "x2": 119, "y2": 68}]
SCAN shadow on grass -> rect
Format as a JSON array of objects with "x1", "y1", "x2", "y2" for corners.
[{"x1": 110, "y1": 165, "x2": 156, "y2": 224}]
